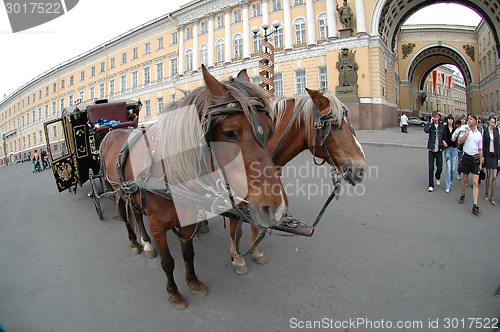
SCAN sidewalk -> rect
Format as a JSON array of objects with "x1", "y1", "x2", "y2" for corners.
[{"x1": 357, "y1": 126, "x2": 428, "y2": 149}]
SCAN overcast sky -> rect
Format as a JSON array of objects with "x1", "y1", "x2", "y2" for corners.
[{"x1": 0, "y1": 1, "x2": 483, "y2": 101}]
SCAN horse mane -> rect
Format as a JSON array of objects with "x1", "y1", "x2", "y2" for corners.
[
  {"x1": 272, "y1": 90, "x2": 345, "y2": 139},
  {"x1": 155, "y1": 78, "x2": 272, "y2": 189}
]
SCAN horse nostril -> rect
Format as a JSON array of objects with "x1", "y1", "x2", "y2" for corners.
[
  {"x1": 358, "y1": 169, "x2": 365, "y2": 178},
  {"x1": 261, "y1": 205, "x2": 272, "y2": 217}
]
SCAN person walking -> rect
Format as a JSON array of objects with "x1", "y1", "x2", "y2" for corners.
[
  {"x1": 443, "y1": 114, "x2": 458, "y2": 193},
  {"x1": 424, "y1": 111, "x2": 444, "y2": 192},
  {"x1": 456, "y1": 115, "x2": 466, "y2": 180},
  {"x1": 453, "y1": 114, "x2": 483, "y2": 215},
  {"x1": 32, "y1": 150, "x2": 40, "y2": 173},
  {"x1": 482, "y1": 115, "x2": 500, "y2": 205},
  {"x1": 400, "y1": 113, "x2": 409, "y2": 133}
]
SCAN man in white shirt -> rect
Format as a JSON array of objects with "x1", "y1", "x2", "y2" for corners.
[
  {"x1": 400, "y1": 113, "x2": 409, "y2": 133},
  {"x1": 452, "y1": 114, "x2": 483, "y2": 215}
]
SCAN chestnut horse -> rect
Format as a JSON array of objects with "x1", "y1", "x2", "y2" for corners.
[
  {"x1": 100, "y1": 66, "x2": 287, "y2": 309},
  {"x1": 228, "y1": 86, "x2": 367, "y2": 275}
]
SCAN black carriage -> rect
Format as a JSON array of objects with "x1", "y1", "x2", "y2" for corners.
[{"x1": 44, "y1": 98, "x2": 142, "y2": 219}]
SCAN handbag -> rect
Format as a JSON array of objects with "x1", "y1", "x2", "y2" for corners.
[{"x1": 480, "y1": 168, "x2": 486, "y2": 181}]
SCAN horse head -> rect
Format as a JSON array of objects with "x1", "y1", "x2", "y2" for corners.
[{"x1": 305, "y1": 88, "x2": 366, "y2": 185}]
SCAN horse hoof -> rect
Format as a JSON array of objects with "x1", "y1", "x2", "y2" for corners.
[
  {"x1": 169, "y1": 298, "x2": 188, "y2": 310},
  {"x1": 232, "y1": 260, "x2": 249, "y2": 275},
  {"x1": 131, "y1": 246, "x2": 141, "y2": 255},
  {"x1": 145, "y1": 249, "x2": 157, "y2": 259},
  {"x1": 252, "y1": 252, "x2": 269, "y2": 265},
  {"x1": 189, "y1": 282, "x2": 208, "y2": 298}
]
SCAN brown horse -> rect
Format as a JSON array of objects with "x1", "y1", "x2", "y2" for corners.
[
  {"x1": 100, "y1": 66, "x2": 287, "y2": 309},
  {"x1": 228, "y1": 86, "x2": 367, "y2": 275}
]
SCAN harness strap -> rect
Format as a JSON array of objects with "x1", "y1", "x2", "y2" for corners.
[
  {"x1": 271, "y1": 97, "x2": 308, "y2": 158},
  {"x1": 234, "y1": 206, "x2": 267, "y2": 256}
]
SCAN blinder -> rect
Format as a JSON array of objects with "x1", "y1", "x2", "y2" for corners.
[{"x1": 201, "y1": 85, "x2": 273, "y2": 148}]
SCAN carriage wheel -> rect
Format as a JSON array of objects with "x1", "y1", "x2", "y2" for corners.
[{"x1": 89, "y1": 169, "x2": 103, "y2": 220}]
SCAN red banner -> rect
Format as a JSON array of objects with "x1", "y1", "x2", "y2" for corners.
[
  {"x1": 432, "y1": 70, "x2": 437, "y2": 93},
  {"x1": 448, "y1": 75, "x2": 452, "y2": 90}
]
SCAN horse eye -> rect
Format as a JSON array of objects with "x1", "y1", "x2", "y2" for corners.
[{"x1": 222, "y1": 130, "x2": 238, "y2": 141}]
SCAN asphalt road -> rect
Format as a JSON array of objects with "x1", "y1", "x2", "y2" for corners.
[{"x1": 1, "y1": 145, "x2": 500, "y2": 331}]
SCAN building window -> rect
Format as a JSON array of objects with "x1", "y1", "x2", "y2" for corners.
[
  {"x1": 216, "y1": 15, "x2": 224, "y2": 29},
  {"x1": 200, "y1": 45, "x2": 208, "y2": 66},
  {"x1": 170, "y1": 58, "x2": 178, "y2": 77},
  {"x1": 157, "y1": 37, "x2": 164, "y2": 50},
  {"x1": 157, "y1": 97, "x2": 164, "y2": 114},
  {"x1": 144, "y1": 42, "x2": 150, "y2": 55},
  {"x1": 132, "y1": 48, "x2": 138, "y2": 60},
  {"x1": 294, "y1": 0, "x2": 304, "y2": 5},
  {"x1": 171, "y1": 32, "x2": 177, "y2": 45},
  {"x1": 251, "y1": 3, "x2": 261, "y2": 17},
  {"x1": 144, "y1": 67, "x2": 151, "y2": 84},
  {"x1": 61, "y1": 79, "x2": 65, "y2": 90},
  {"x1": 109, "y1": 79, "x2": 115, "y2": 96},
  {"x1": 132, "y1": 71, "x2": 138, "y2": 88},
  {"x1": 91, "y1": 66, "x2": 95, "y2": 77},
  {"x1": 52, "y1": 101, "x2": 56, "y2": 115},
  {"x1": 99, "y1": 82, "x2": 105, "y2": 98},
  {"x1": 100, "y1": 62, "x2": 105, "y2": 73},
  {"x1": 121, "y1": 52, "x2": 127, "y2": 64},
  {"x1": 110, "y1": 58, "x2": 115, "y2": 69},
  {"x1": 156, "y1": 62, "x2": 164, "y2": 81},
  {"x1": 319, "y1": 66, "x2": 328, "y2": 91},
  {"x1": 69, "y1": 94, "x2": 73, "y2": 106},
  {"x1": 272, "y1": 0, "x2": 282, "y2": 11},
  {"x1": 38, "y1": 106, "x2": 42, "y2": 121},
  {"x1": 295, "y1": 18, "x2": 306, "y2": 44},
  {"x1": 234, "y1": 34, "x2": 243, "y2": 58},
  {"x1": 69, "y1": 75, "x2": 74, "y2": 86},
  {"x1": 145, "y1": 100, "x2": 151, "y2": 117},
  {"x1": 295, "y1": 69, "x2": 306, "y2": 95},
  {"x1": 79, "y1": 90, "x2": 84, "y2": 102},
  {"x1": 273, "y1": 28, "x2": 284, "y2": 48},
  {"x1": 253, "y1": 34, "x2": 263, "y2": 53},
  {"x1": 45, "y1": 104, "x2": 49, "y2": 118},
  {"x1": 274, "y1": 72, "x2": 283, "y2": 97},
  {"x1": 186, "y1": 27, "x2": 193, "y2": 40},
  {"x1": 89, "y1": 86, "x2": 95, "y2": 100},
  {"x1": 216, "y1": 40, "x2": 225, "y2": 62},
  {"x1": 200, "y1": 21, "x2": 207, "y2": 34},
  {"x1": 121, "y1": 74, "x2": 127, "y2": 92},
  {"x1": 52, "y1": 83, "x2": 56, "y2": 93},
  {"x1": 318, "y1": 13, "x2": 328, "y2": 40},
  {"x1": 233, "y1": 9, "x2": 242, "y2": 23},
  {"x1": 186, "y1": 50, "x2": 193, "y2": 71}
]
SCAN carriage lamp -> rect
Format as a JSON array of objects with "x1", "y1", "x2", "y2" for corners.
[
  {"x1": 252, "y1": 20, "x2": 281, "y2": 98},
  {"x1": 135, "y1": 99, "x2": 143, "y2": 112}
]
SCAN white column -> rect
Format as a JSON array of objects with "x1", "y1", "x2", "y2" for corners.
[
  {"x1": 224, "y1": 7, "x2": 231, "y2": 63},
  {"x1": 242, "y1": 1, "x2": 250, "y2": 59},
  {"x1": 208, "y1": 14, "x2": 215, "y2": 67},
  {"x1": 192, "y1": 19, "x2": 199, "y2": 71},
  {"x1": 305, "y1": 0, "x2": 316, "y2": 46},
  {"x1": 178, "y1": 25, "x2": 185, "y2": 75},
  {"x1": 326, "y1": 0, "x2": 337, "y2": 39},
  {"x1": 283, "y1": 0, "x2": 293, "y2": 50},
  {"x1": 262, "y1": 0, "x2": 269, "y2": 27},
  {"x1": 354, "y1": 0, "x2": 367, "y2": 34}
]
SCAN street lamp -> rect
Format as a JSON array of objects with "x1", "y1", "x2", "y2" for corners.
[{"x1": 252, "y1": 20, "x2": 281, "y2": 98}]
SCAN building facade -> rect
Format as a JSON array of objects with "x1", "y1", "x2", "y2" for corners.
[{"x1": 1, "y1": 0, "x2": 499, "y2": 165}]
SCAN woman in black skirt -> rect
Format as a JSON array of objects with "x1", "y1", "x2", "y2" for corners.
[{"x1": 483, "y1": 115, "x2": 500, "y2": 205}]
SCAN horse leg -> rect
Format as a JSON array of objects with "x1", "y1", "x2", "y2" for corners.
[
  {"x1": 133, "y1": 208, "x2": 156, "y2": 258},
  {"x1": 149, "y1": 216, "x2": 187, "y2": 310},
  {"x1": 118, "y1": 198, "x2": 141, "y2": 255},
  {"x1": 229, "y1": 218, "x2": 249, "y2": 275},
  {"x1": 178, "y1": 225, "x2": 207, "y2": 298},
  {"x1": 250, "y1": 224, "x2": 269, "y2": 265}
]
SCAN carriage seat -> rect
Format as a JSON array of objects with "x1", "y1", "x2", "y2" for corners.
[{"x1": 87, "y1": 102, "x2": 137, "y2": 133}]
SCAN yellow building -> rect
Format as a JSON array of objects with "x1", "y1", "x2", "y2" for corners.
[{"x1": 1, "y1": 0, "x2": 499, "y2": 165}]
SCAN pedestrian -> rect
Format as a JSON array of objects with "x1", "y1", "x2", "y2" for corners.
[
  {"x1": 482, "y1": 115, "x2": 500, "y2": 205},
  {"x1": 456, "y1": 115, "x2": 466, "y2": 180},
  {"x1": 400, "y1": 113, "x2": 409, "y2": 133},
  {"x1": 443, "y1": 114, "x2": 458, "y2": 193},
  {"x1": 424, "y1": 111, "x2": 444, "y2": 192},
  {"x1": 32, "y1": 149, "x2": 40, "y2": 173},
  {"x1": 453, "y1": 114, "x2": 483, "y2": 215}
]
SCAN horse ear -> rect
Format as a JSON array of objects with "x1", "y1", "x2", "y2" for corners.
[
  {"x1": 306, "y1": 88, "x2": 329, "y2": 111},
  {"x1": 237, "y1": 69, "x2": 251, "y2": 82},
  {"x1": 202, "y1": 64, "x2": 228, "y2": 97}
]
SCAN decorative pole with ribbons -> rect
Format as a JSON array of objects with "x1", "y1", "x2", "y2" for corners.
[{"x1": 252, "y1": 21, "x2": 282, "y2": 99}]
